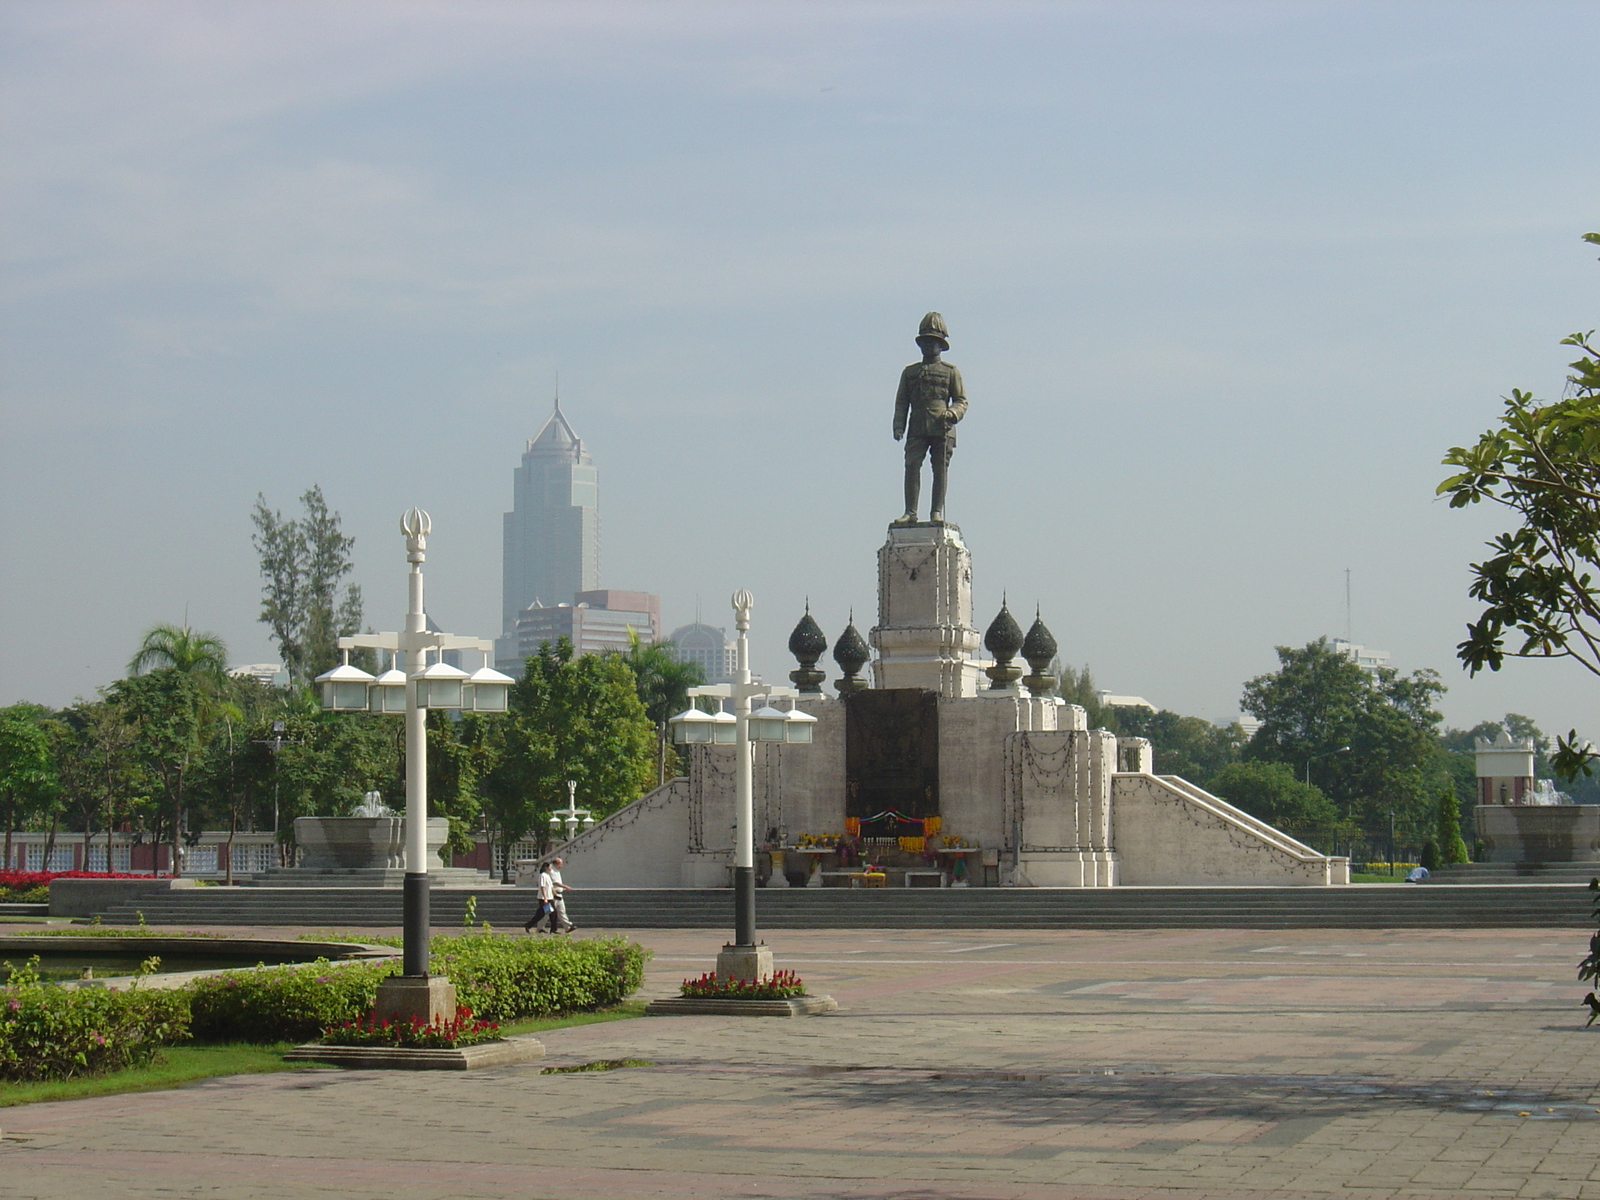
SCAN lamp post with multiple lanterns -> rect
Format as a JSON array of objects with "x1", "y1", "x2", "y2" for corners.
[
  {"x1": 549, "y1": 780, "x2": 597, "y2": 842},
  {"x1": 312, "y1": 509, "x2": 513, "y2": 1020},
  {"x1": 667, "y1": 590, "x2": 814, "y2": 980}
]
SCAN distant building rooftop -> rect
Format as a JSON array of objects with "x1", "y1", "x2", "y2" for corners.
[
  {"x1": 229, "y1": 663, "x2": 286, "y2": 688},
  {"x1": 1332, "y1": 638, "x2": 1390, "y2": 675},
  {"x1": 1097, "y1": 691, "x2": 1155, "y2": 713}
]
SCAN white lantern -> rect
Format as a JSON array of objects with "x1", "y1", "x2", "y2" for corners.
[
  {"x1": 367, "y1": 665, "x2": 407, "y2": 713},
  {"x1": 314, "y1": 663, "x2": 375, "y2": 711},
  {"x1": 464, "y1": 665, "x2": 515, "y2": 713},
  {"x1": 668, "y1": 706, "x2": 717, "y2": 745},
  {"x1": 750, "y1": 705, "x2": 790, "y2": 742},
  {"x1": 710, "y1": 709, "x2": 737, "y2": 744},
  {"x1": 783, "y1": 706, "x2": 818, "y2": 744},
  {"x1": 414, "y1": 660, "x2": 470, "y2": 709}
]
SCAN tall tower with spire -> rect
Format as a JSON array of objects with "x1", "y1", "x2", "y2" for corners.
[{"x1": 500, "y1": 398, "x2": 600, "y2": 645}]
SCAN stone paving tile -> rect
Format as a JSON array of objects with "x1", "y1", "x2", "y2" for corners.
[{"x1": 7, "y1": 924, "x2": 1600, "y2": 1197}]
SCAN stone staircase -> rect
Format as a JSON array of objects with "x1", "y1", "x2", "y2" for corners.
[
  {"x1": 96, "y1": 882, "x2": 1595, "y2": 929},
  {"x1": 1429, "y1": 862, "x2": 1600, "y2": 885}
]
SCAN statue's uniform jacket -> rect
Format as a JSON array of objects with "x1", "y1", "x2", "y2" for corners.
[{"x1": 894, "y1": 359, "x2": 968, "y2": 445}]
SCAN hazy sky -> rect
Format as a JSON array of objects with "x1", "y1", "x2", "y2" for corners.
[{"x1": 4, "y1": 0, "x2": 1598, "y2": 739}]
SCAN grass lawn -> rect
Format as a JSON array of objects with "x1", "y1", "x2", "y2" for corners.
[
  {"x1": 0, "y1": 1042, "x2": 314, "y2": 1108},
  {"x1": 0, "y1": 1001, "x2": 648, "y2": 1108}
]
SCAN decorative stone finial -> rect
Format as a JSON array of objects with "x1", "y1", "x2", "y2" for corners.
[
  {"x1": 833, "y1": 616, "x2": 871, "y2": 696},
  {"x1": 1021, "y1": 606, "x2": 1058, "y2": 697},
  {"x1": 983, "y1": 600, "x2": 1024, "y2": 691},
  {"x1": 788, "y1": 607, "x2": 827, "y2": 694},
  {"x1": 401, "y1": 508, "x2": 431, "y2": 561}
]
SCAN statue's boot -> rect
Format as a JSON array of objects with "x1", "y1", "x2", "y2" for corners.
[
  {"x1": 894, "y1": 459, "x2": 920, "y2": 524},
  {"x1": 928, "y1": 449, "x2": 949, "y2": 522}
]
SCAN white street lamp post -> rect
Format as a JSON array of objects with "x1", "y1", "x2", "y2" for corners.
[
  {"x1": 311, "y1": 509, "x2": 513, "y2": 1024},
  {"x1": 549, "y1": 780, "x2": 596, "y2": 842},
  {"x1": 666, "y1": 590, "x2": 815, "y2": 980}
]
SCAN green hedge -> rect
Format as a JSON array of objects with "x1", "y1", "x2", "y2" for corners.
[
  {"x1": 187, "y1": 959, "x2": 395, "y2": 1043},
  {"x1": 188, "y1": 935, "x2": 649, "y2": 1042},
  {"x1": 437, "y1": 934, "x2": 648, "y2": 1022},
  {"x1": 0, "y1": 961, "x2": 191, "y2": 1082}
]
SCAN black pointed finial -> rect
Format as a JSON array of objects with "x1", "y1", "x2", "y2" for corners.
[
  {"x1": 833, "y1": 620, "x2": 871, "y2": 696},
  {"x1": 984, "y1": 602, "x2": 1024, "y2": 691},
  {"x1": 1021, "y1": 609, "x2": 1059, "y2": 697},
  {"x1": 788, "y1": 610, "x2": 828, "y2": 694}
]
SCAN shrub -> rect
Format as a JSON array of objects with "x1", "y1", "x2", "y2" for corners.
[
  {"x1": 187, "y1": 935, "x2": 649, "y2": 1041},
  {"x1": 322, "y1": 1004, "x2": 500, "y2": 1049},
  {"x1": 680, "y1": 970, "x2": 805, "y2": 1000},
  {"x1": 436, "y1": 934, "x2": 649, "y2": 1022},
  {"x1": 0, "y1": 959, "x2": 190, "y2": 1081},
  {"x1": 1419, "y1": 840, "x2": 1441, "y2": 872},
  {"x1": 187, "y1": 959, "x2": 396, "y2": 1043}
]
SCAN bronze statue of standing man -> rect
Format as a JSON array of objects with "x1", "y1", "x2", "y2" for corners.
[{"x1": 893, "y1": 312, "x2": 967, "y2": 524}]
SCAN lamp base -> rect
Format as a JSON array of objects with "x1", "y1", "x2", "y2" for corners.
[
  {"x1": 716, "y1": 943, "x2": 773, "y2": 983},
  {"x1": 375, "y1": 974, "x2": 457, "y2": 1026}
]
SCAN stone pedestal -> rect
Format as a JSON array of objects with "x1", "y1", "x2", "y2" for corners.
[
  {"x1": 871, "y1": 522, "x2": 984, "y2": 698},
  {"x1": 375, "y1": 974, "x2": 458, "y2": 1026},
  {"x1": 716, "y1": 942, "x2": 774, "y2": 982},
  {"x1": 1474, "y1": 804, "x2": 1600, "y2": 862}
]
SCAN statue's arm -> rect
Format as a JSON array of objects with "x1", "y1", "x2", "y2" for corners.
[
  {"x1": 893, "y1": 369, "x2": 911, "y2": 440},
  {"x1": 946, "y1": 365, "x2": 967, "y2": 424}
]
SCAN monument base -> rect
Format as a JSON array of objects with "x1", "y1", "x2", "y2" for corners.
[
  {"x1": 716, "y1": 943, "x2": 774, "y2": 982},
  {"x1": 1475, "y1": 804, "x2": 1600, "y2": 862},
  {"x1": 375, "y1": 974, "x2": 458, "y2": 1026},
  {"x1": 1014, "y1": 851, "x2": 1120, "y2": 888},
  {"x1": 871, "y1": 522, "x2": 985, "y2": 699}
]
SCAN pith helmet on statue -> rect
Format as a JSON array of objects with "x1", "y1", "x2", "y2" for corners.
[{"x1": 917, "y1": 311, "x2": 950, "y2": 351}]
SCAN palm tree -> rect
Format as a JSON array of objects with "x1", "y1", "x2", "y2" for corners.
[
  {"x1": 128, "y1": 623, "x2": 230, "y2": 681},
  {"x1": 623, "y1": 632, "x2": 705, "y2": 786},
  {"x1": 125, "y1": 623, "x2": 235, "y2": 876}
]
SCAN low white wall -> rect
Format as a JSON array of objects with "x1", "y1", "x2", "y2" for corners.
[
  {"x1": 1112, "y1": 774, "x2": 1347, "y2": 886},
  {"x1": 551, "y1": 779, "x2": 696, "y2": 888}
]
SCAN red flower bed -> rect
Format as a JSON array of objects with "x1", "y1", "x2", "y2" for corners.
[
  {"x1": 679, "y1": 969, "x2": 806, "y2": 1000},
  {"x1": 322, "y1": 1004, "x2": 501, "y2": 1050}
]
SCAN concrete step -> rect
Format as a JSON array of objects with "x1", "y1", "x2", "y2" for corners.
[
  {"x1": 94, "y1": 884, "x2": 1597, "y2": 929},
  {"x1": 1431, "y1": 863, "x2": 1600, "y2": 884}
]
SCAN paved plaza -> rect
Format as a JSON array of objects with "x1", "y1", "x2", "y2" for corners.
[{"x1": 6, "y1": 923, "x2": 1600, "y2": 1198}]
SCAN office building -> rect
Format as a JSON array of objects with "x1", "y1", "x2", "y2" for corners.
[
  {"x1": 501, "y1": 400, "x2": 599, "y2": 639},
  {"x1": 668, "y1": 621, "x2": 739, "y2": 684},
  {"x1": 509, "y1": 590, "x2": 660, "y2": 663}
]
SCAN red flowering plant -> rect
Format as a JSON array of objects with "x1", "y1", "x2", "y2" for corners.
[
  {"x1": 321, "y1": 1003, "x2": 502, "y2": 1050},
  {"x1": 679, "y1": 969, "x2": 806, "y2": 1000}
]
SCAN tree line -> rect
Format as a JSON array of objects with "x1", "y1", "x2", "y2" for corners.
[
  {"x1": 0, "y1": 487, "x2": 703, "y2": 878},
  {"x1": 1056, "y1": 638, "x2": 1592, "y2": 866}
]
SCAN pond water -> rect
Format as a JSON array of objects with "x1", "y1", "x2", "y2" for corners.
[{"x1": 3, "y1": 949, "x2": 315, "y2": 983}]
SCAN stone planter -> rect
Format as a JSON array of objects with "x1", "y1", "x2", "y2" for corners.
[
  {"x1": 645, "y1": 995, "x2": 838, "y2": 1017},
  {"x1": 284, "y1": 1034, "x2": 545, "y2": 1070}
]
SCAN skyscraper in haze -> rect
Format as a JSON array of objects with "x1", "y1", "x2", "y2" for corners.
[{"x1": 498, "y1": 400, "x2": 600, "y2": 662}]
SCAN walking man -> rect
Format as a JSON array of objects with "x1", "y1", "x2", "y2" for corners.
[
  {"x1": 548, "y1": 855, "x2": 576, "y2": 934},
  {"x1": 523, "y1": 861, "x2": 555, "y2": 934}
]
